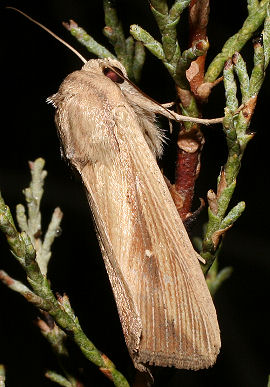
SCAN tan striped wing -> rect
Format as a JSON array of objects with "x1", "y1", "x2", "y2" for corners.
[
  {"x1": 80, "y1": 108, "x2": 220, "y2": 370},
  {"x1": 53, "y1": 71, "x2": 220, "y2": 371}
]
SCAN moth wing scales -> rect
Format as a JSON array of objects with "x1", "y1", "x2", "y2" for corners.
[
  {"x1": 52, "y1": 75, "x2": 143, "y2": 355},
  {"x1": 85, "y1": 181, "x2": 143, "y2": 354},
  {"x1": 109, "y1": 106, "x2": 221, "y2": 369},
  {"x1": 51, "y1": 65, "x2": 220, "y2": 371}
]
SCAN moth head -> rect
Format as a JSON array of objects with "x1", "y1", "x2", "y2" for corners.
[
  {"x1": 82, "y1": 58, "x2": 155, "y2": 111},
  {"x1": 82, "y1": 58, "x2": 128, "y2": 84}
]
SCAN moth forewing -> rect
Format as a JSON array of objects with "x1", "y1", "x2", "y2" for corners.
[{"x1": 49, "y1": 58, "x2": 220, "y2": 371}]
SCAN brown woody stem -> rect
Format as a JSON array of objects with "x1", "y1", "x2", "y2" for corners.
[
  {"x1": 175, "y1": 125, "x2": 204, "y2": 220},
  {"x1": 173, "y1": 0, "x2": 210, "y2": 220}
]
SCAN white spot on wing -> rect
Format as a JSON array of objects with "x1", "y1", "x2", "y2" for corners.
[{"x1": 145, "y1": 249, "x2": 153, "y2": 258}]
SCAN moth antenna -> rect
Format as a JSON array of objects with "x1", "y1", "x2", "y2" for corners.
[{"x1": 6, "y1": 7, "x2": 87, "y2": 64}]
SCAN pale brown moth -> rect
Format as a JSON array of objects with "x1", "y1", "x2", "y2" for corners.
[{"x1": 9, "y1": 7, "x2": 221, "y2": 372}]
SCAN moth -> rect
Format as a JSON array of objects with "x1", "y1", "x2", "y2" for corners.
[
  {"x1": 9, "y1": 7, "x2": 221, "y2": 372},
  {"x1": 48, "y1": 57, "x2": 221, "y2": 371}
]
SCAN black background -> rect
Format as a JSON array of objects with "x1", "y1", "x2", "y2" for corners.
[{"x1": 1, "y1": 1, "x2": 269, "y2": 386}]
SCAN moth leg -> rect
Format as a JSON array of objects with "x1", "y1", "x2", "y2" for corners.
[
  {"x1": 195, "y1": 252, "x2": 206, "y2": 264},
  {"x1": 168, "y1": 119, "x2": 173, "y2": 134},
  {"x1": 161, "y1": 101, "x2": 175, "y2": 108},
  {"x1": 160, "y1": 102, "x2": 175, "y2": 132},
  {"x1": 183, "y1": 198, "x2": 205, "y2": 230}
]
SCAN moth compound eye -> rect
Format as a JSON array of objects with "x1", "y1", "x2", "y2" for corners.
[{"x1": 103, "y1": 67, "x2": 125, "y2": 84}]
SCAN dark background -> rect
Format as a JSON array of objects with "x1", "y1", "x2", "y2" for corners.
[{"x1": 1, "y1": 1, "x2": 269, "y2": 386}]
